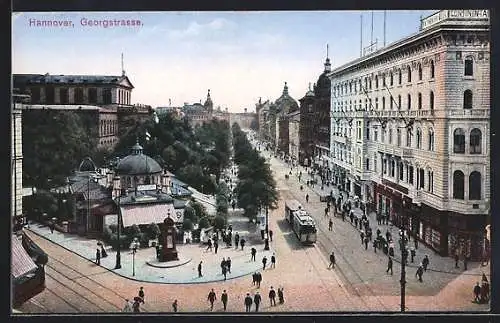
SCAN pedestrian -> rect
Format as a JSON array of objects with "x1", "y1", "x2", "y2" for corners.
[
  {"x1": 226, "y1": 257, "x2": 232, "y2": 273},
  {"x1": 328, "y1": 251, "x2": 336, "y2": 269},
  {"x1": 240, "y1": 238, "x2": 246, "y2": 250},
  {"x1": 422, "y1": 255, "x2": 429, "y2": 272},
  {"x1": 222, "y1": 264, "x2": 227, "y2": 281},
  {"x1": 262, "y1": 256, "x2": 268, "y2": 270},
  {"x1": 198, "y1": 261, "x2": 203, "y2": 277},
  {"x1": 271, "y1": 253, "x2": 276, "y2": 268},
  {"x1": 256, "y1": 272, "x2": 262, "y2": 288},
  {"x1": 214, "y1": 240, "x2": 219, "y2": 254},
  {"x1": 278, "y1": 287, "x2": 284, "y2": 304},
  {"x1": 329, "y1": 219, "x2": 333, "y2": 231},
  {"x1": 306, "y1": 194, "x2": 309, "y2": 203},
  {"x1": 414, "y1": 234, "x2": 419, "y2": 249},
  {"x1": 122, "y1": 299, "x2": 132, "y2": 312},
  {"x1": 206, "y1": 238, "x2": 213, "y2": 252},
  {"x1": 49, "y1": 221, "x2": 55, "y2": 234},
  {"x1": 244, "y1": 293, "x2": 253, "y2": 312},
  {"x1": 172, "y1": 299, "x2": 178, "y2": 312},
  {"x1": 252, "y1": 272, "x2": 257, "y2": 286},
  {"x1": 386, "y1": 257, "x2": 393, "y2": 275},
  {"x1": 376, "y1": 228, "x2": 381, "y2": 237},
  {"x1": 208, "y1": 288, "x2": 217, "y2": 311},
  {"x1": 221, "y1": 290, "x2": 228, "y2": 311},
  {"x1": 138, "y1": 287, "x2": 145, "y2": 303},
  {"x1": 373, "y1": 239, "x2": 377, "y2": 253},
  {"x1": 235, "y1": 232, "x2": 240, "y2": 249},
  {"x1": 325, "y1": 207, "x2": 329, "y2": 217},
  {"x1": 95, "y1": 248, "x2": 101, "y2": 265},
  {"x1": 416, "y1": 265, "x2": 424, "y2": 282},
  {"x1": 473, "y1": 283, "x2": 481, "y2": 303},
  {"x1": 360, "y1": 231, "x2": 365, "y2": 244},
  {"x1": 410, "y1": 247, "x2": 416, "y2": 263},
  {"x1": 454, "y1": 252, "x2": 460, "y2": 268},
  {"x1": 253, "y1": 292, "x2": 262, "y2": 312},
  {"x1": 132, "y1": 298, "x2": 141, "y2": 313},
  {"x1": 232, "y1": 201, "x2": 236, "y2": 210},
  {"x1": 269, "y1": 286, "x2": 277, "y2": 306},
  {"x1": 364, "y1": 237, "x2": 369, "y2": 250},
  {"x1": 269, "y1": 230, "x2": 273, "y2": 242},
  {"x1": 251, "y1": 247, "x2": 257, "y2": 261},
  {"x1": 464, "y1": 254, "x2": 469, "y2": 271}
]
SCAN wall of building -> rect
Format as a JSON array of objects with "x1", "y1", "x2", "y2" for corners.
[{"x1": 12, "y1": 104, "x2": 23, "y2": 219}]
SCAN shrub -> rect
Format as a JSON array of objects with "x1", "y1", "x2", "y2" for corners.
[{"x1": 149, "y1": 222, "x2": 161, "y2": 239}]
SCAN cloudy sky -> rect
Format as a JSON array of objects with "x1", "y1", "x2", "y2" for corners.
[{"x1": 13, "y1": 10, "x2": 436, "y2": 112}]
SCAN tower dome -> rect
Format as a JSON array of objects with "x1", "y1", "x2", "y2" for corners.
[{"x1": 115, "y1": 141, "x2": 162, "y2": 176}]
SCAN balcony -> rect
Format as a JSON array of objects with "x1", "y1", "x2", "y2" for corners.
[
  {"x1": 447, "y1": 109, "x2": 489, "y2": 118},
  {"x1": 332, "y1": 134, "x2": 346, "y2": 144},
  {"x1": 402, "y1": 149, "x2": 413, "y2": 158}
]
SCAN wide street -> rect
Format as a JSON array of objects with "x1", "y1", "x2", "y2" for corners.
[{"x1": 16, "y1": 146, "x2": 489, "y2": 313}]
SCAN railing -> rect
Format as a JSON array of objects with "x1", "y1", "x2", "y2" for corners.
[{"x1": 402, "y1": 149, "x2": 413, "y2": 158}]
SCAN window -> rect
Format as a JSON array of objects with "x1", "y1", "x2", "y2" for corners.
[
  {"x1": 374, "y1": 154, "x2": 377, "y2": 172},
  {"x1": 418, "y1": 93, "x2": 422, "y2": 110},
  {"x1": 31, "y1": 87, "x2": 40, "y2": 103},
  {"x1": 388, "y1": 128, "x2": 393, "y2": 144},
  {"x1": 469, "y1": 171, "x2": 481, "y2": 200},
  {"x1": 75, "y1": 88, "x2": 84, "y2": 104},
  {"x1": 369, "y1": 77, "x2": 372, "y2": 90},
  {"x1": 375, "y1": 75, "x2": 379, "y2": 88},
  {"x1": 398, "y1": 95, "x2": 401, "y2": 110},
  {"x1": 453, "y1": 170, "x2": 465, "y2": 199},
  {"x1": 59, "y1": 88, "x2": 69, "y2": 104},
  {"x1": 409, "y1": 166, "x2": 414, "y2": 184},
  {"x1": 398, "y1": 69, "x2": 402, "y2": 84},
  {"x1": 366, "y1": 158, "x2": 370, "y2": 171},
  {"x1": 103, "y1": 89, "x2": 112, "y2": 104},
  {"x1": 463, "y1": 90, "x2": 473, "y2": 109},
  {"x1": 465, "y1": 57, "x2": 473, "y2": 76},
  {"x1": 89, "y1": 88, "x2": 97, "y2": 104},
  {"x1": 453, "y1": 128, "x2": 465, "y2": 153},
  {"x1": 416, "y1": 128, "x2": 422, "y2": 149},
  {"x1": 407, "y1": 94, "x2": 411, "y2": 110},
  {"x1": 418, "y1": 64, "x2": 422, "y2": 80},
  {"x1": 382, "y1": 97, "x2": 386, "y2": 110},
  {"x1": 399, "y1": 162, "x2": 404, "y2": 180},
  {"x1": 381, "y1": 128, "x2": 385, "y2": 142},
  {"x1": 382, "y1": 74, "x2": 386, "y2": 87},
  {"x1": 407, "y1": 66, "x2": 412, "y2": 82},
  {"x1": 383, "y1": 159, "x2": 387, "y2": 174},
  {"x1": 419, "y1": 168, "x2": 425, "y2": 189},
  {"x1": 427, "y1": 170, "x2": 434, "y2": 193},
  {"x1": 390, "y1": 72, "x2": 394, "y2": 86},
  {"x1": 391, "y1": 160, "x2": 395, "y2": 177},
  {"x1": 428, "y1": 128, "x2": 435, "y2": 151},
  {"x1": 375, "y1": 98, "x2": 379, "y2": 110},
  {"x1": 374, "y1": 129, "x2": 378, "y2": 142},
  {"x1": 430, "y1": 61, "x2": 435, "y2": 79},
  {"x1": 406, "y1": 129, "x2": 412, "y2": 147},
  {"x1": 366, "y1": 123, "x2": 370, "y2": 140},
  {"x1": 397, "y1": 128, "x2": 401, "y2": 146},
  {"x1": 470, "y1": 128, "x2": 482, "y2": 154},
  {"x1": 430, "y1": 91, "x2": 434, "y2": 110},
  {"x1": 45, "y1": 86, "x2": 55, "y2": 103}
]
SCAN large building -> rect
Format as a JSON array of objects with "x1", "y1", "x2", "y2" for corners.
[
  {"x1": 275, "y1": 83, "x2": 299, "y2": 154},
  {"x1": 297, "y1": 84, "x2": 316, "y2": 166},
  {"x1": 181, "y1": 90, "x2": 214, "y2": 127},
  {"x1": 328, "y1": 9, "x2": 490, "y2": 260},
  {"x1": 13, "y1": 73, "x2": 151, "y2": 150}
]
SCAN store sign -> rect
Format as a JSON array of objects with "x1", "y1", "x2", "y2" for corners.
[
  {"x1": 421, "y1": 10, "x2": 489, "y2": 30},
  {"x1": 382, "y1": 179, "x2": 408, "y2": 195}
]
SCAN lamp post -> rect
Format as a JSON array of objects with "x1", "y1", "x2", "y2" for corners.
[
  {"x1": 131, "y1": 237, "x2": 140, "y2": 276},
  {"x1": 264, "y1": 206, "x2": 270, "y2": 250},
  {"x1": 400, "y1": 199, "x2": 407, "y2": 312},
  {"x1": 113, "y1": 176, "x2": 122, "y2": 270}
]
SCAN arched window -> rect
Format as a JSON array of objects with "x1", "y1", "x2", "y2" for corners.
[
  {"x1": 464, "y1": 90, "x2": 473, "y2": 109},
  {"x1": 382, "y1": 73, "x2": 386, "y2": 87},
  {"x1": 469, "y1": 171, "x2": 481, "y2": 200},
  {"x1": 418, "y1": 92, "x2": 422, "y2": 110},
  {"x1": 407, "y1": 94, "x2": 411, "y2": 110},
  {"x1": 365, "y1": 77, "x2": 368, "y2": 90},
  {"x1": 465, "y1": 57, "x2": 473, "y2": 76},
  {"x1": 388, "y1": 128, "x2": 393, "y2": 144},
  {"x1": 407, "y1": 66, "x2": 412, "y2": 82},
  {"x1": 382, "y1": 97, "x2": 385, "y2": 110},
  {"x1": 390, "y1": 97, "x2": 394, "y2": 110},
  {"x1": 430, "y1": 60, "x2": 435, "y2": 79},
  {"x1": 418, "y1": 64, "x2": 422, "y2": 80},
  {"x1": 375, "y1": 75, "x2": 379, "y2": 88},
  {"x1": 406, "y1": 129, "x2": 412, "y2": 147},
  {"x1": 430, "y1": 91, "x2": 434, "y2": 110},
  {"x1": 369, "y1": 77, "x2": 372, "y2": 90},
  {"x1": 398, "y1": 95, "x2": 401, "y2": 110},
  {"x1": 398, "y1": 69, "x2": 402, "y2": 84},
  {"x1": 470, "y1": 128, "x2": 482, "y2": 154},
  {"x1": 391, "y1": 160, "x2": 395, "y2": 177},
  {"x1": 428, "y1": 128, "x2": 434, "y2": 151},
  {"x1": 397, "y1": 128, "x2": 401, "y2": 146},
  {"x1": 416, "y1": 128, "x2": 422, "y2": 149},
  {"x1": 390, "y1": 72, "x2": 394, "y2": 86},
  {"x1": 453, "y1": 170, "x2": 465, "y2": 199},
  {"x1": 453, "y1": 128, "x2": 465, "y2": 153}
]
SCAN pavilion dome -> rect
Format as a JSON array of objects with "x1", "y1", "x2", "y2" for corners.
[
  {"x1": 115, "y1": 142, "x2": 162, "y2": 176},
  {"x1": 78, "y1": 157, "x2": 97, "y2": 172}
]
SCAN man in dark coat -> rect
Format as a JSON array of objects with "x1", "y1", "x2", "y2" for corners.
[
  {"x1": 271, "y1": 253, "x2": 276, "y2": 268},
  {"x1": 138, "y1": 287, "x2": 145, "y2": 303},
  {"x1": 240, "y1": 238, "x2": 246, "y2": 250},
  {"x1": 278, "y1": 287, "x2": 284, "y2": 304},
  {"x1": 410, "y1": 247, "x2": 416, "y2": 263},
  {"x1": 454, "y1": 252, "x2": 460, "y2": 268},
  {"x1": 416, "y1": 265, "x2": 424, "y2": 282},
  {"x1": 262, "y1": 256, "x2": 268, "y2": 270},
  {"x1": 328, "y1": 252, "x2": 335, "y2": 269},
  {"x1": 251, "y1": 248, "x2": 257, "y2": 261},
  {"x1": 253, "y1": 292, "x2": 262, "y2": 312},
  {"x1": 257, "y1": 272, "x2": 263, "y2": 288},
  {"x1": 360, "y1": 231, "x2": 365, "y2": 244},
  {"x1": 206, "y1": 238, "x2": 213, "y2": 252},
  {"x1": 269, "y1": 287, "x2": 277, "y2": 306},
  {"x1": 208, "y1": 289, "x2": 217, "y2": 311},
  {"x1": 329, "y1": 219, "x2": 333, "y2": 231},
  {"x1": 386, "y1": 257, "x2": 393, "y2": 275},
  {"x1": 252, "y1": 272, "x2": 257, "y2": 286},
  {"x1": 244, "y1": 293, "x2": 253, "y2": 312},
  {"x1": 95, "y1": 248, "x2": 101, "y2": 265},
  {"x1": 473, "y1": 283, "x2": 481, "y2": 303},
  {"x1": 422, "y1": 255, "x2": 429, "y2": 271},
  {"x1": 306, "y1": 194, "x2": 309, "y2": 203},
  {"x1": 222, "y1": 265, "x2": 227, "y2": 281},
  {"x1": 221, "y1": 290, "x2": 228, "y2": 311},
  {"x1": 269, "y1": 230, "x2": 273, "y2": 242},
  {"x1": 235, "y1": 233, "x2": 240, "y2": 249},
  {"x1": 226, "y1": 257, "x2": 232, "y2": 273},
  {"x1": 198, "y1": 261, "x2": 203, "y2": 277},
  {"x1": 214, "y1": 240, "x2": 219, "y2": 254},
  {"x1": 364, "y1": 237, "x2": 369, "y2": 250}
]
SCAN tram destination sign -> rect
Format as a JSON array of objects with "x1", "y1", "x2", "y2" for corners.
[{"x1": 421, "y1": 10, "x2": 489, "y2": 30}]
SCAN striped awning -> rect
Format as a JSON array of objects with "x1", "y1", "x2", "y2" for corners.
[
  {"x1": 120, "y1": 203, "x2": 181, "y2": 227},
  {"x1": 12, "y1": 235, "x2": 38, "y2": 279}
]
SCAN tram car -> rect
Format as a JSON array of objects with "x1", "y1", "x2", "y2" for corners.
[{"x1": 284, "y1": 199, "x2": 317, "y2": 244}]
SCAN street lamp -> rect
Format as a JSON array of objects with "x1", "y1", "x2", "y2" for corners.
[
  {"x1": 400, "y1": 199, "x2": 407, "y2": 312},
  {"x1": 131, "y1": 237, "x2": 140, "y2": 276},
  {"x1": 264, "y1": 206, "x2": 270, "y2": 250},
  {"x1": 113, "y1": 176, "x2": 122, "y2": 270}
]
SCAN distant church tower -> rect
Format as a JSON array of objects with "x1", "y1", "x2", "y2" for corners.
[{"x1": 204, "y1": 89, "x2": 213, "y2": 113}]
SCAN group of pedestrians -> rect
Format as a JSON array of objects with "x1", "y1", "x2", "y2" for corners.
[
  {"x1": 122, "y1": 287, "x2": 145, "y2": 313},
  {"x1": 472, "y1": 274, "x2": 490, "y2": 304},
  {"x1": 206, "y1": 286, "x2": 285, "y2": 312},
  {"x1": 94, "y1": 241, "x2": 108, "y2": 266}
]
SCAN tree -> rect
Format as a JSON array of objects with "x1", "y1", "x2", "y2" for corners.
[
  {"x1": 198, "y1": 216, "x2": 211, "y2": 229},
  {"x1": 190, "y1": 201, "x2": 208, "y2": 219},
  {"x1": 183, "y1": 205, "x2": 199, "y2": 224},
  {"x1": 182, "y1": 218, "x2": 194, "y2": 231},
  {"x1": 213, "y1": 215, "x2": 226, "y2": 230}
]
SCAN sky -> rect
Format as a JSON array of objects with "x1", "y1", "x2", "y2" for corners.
[{"x1": 12, "y1": 10, "x2": 437, "y2": 112}]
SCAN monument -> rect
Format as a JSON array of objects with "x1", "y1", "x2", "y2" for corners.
[{"x1": 157, "y1": 216, "x2": 179, "y2": 262}]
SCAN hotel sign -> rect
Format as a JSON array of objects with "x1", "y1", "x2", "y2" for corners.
[{"x1": 421, "y1": 10, "x2": 489, "y2": 30}]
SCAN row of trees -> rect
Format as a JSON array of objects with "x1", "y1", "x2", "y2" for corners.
[{"x1": 232, "y1": 123, "x2": 279, "y2": 219}]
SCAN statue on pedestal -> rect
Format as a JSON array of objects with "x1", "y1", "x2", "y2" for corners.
[{"x1": 157, "y1": 217, "x2": 179, "y2": 262}]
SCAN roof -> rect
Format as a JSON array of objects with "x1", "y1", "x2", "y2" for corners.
[
  {"x1": 13, "y1": 74, "x2": 134, "y2": 89},
  {"x1": 117, "y1": 190, "x2": 174, "y2": 205},
  {"x1": 69, "y1": 173, "x2": 110, "y2": 201},
  {"x1": 12, "y1": 235, "x2": 38, "y2": 280},
  {"x1": 115, "y1": 154, "x2": 163, "y2": 175},
  {"x1": 79, "y1": 157, "x2": 97, "y2": 172},
  {"x1": 25, "y1": 104, "x2": 108, "y2": 112},
  {"x1": 120, "y1": 203, "x2": 181, "y2": 227},
  {"x1": 285, "y1": 199, "x2": 302, "y2": 211}
]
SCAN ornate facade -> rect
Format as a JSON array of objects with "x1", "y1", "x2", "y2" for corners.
[{"x1": 328, "y1": 9, "x2": 490, "y2": 260}]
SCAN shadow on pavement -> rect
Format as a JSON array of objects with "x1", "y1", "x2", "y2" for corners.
[{"x1": 276, "y1": 219, "x2": 306, "y2": 251}]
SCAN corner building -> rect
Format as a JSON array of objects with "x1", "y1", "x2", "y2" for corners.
[{"x1": 328, "y1": 10, "x2": 490, "y2": 260}]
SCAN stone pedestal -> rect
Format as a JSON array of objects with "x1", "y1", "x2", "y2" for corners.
[{"x1": 158, "y1": 217, "x2": 179, "y2": 262}]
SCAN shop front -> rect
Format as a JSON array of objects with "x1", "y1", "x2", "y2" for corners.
[{"x1": 446, "y1": 211, "x2": 489, "y2": 261}]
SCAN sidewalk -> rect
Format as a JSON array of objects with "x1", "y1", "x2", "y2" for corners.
[{"x1": 26, "y1": 214, "x2": 274, "y2": 285}]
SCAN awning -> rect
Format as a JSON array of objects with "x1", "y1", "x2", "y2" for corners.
[
  {"x1": 12, "y1": 235, "x2": 38, "y2": 279},
  {"x1": 120, "y1": 203, "x2": 181, "y2": 227}
]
